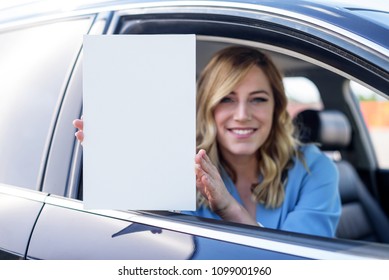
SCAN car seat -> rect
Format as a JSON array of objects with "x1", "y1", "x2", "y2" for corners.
[{"x1": 294, "y1": 109, "x2": 389, "y2": 243}]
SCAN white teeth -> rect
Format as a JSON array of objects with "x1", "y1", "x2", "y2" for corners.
[{"x1": 231, "y1": 129, "x2": 254, "y2": 135}]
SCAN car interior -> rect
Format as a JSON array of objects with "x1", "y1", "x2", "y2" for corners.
[
  {"x1": 197, "y1": 39, "x2": 389, "y2": 244},
  {"x1": 294, "y1": 109, "x2": 389, "y2": 243}
]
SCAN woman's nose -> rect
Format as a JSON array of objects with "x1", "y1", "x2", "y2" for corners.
[{"x1": 233, "y1": 102, "x2": 252, "y2": 121}]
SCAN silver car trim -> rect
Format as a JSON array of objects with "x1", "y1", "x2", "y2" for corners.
[
  {"x1": 44, "y1": 194, "x2": 140, "y2": 220},
  {"x1": 110, "y1": 1, "x2": 389, "y2": 58},
  {"x1": 1, "y1": 1, "x2": 388, "y2": 59},
  {"x1": 67, "y1": 141, "x2": 83, "y2": 199},
  {"x1": 42, "y1": 194, "x2": 371, "y2": 260},
  {"x1": 128, "y1": 214, "x2": 369, "y2": 260},
  {"x1": 0, "y1": 184, "x2": 48, "y2": 202}
]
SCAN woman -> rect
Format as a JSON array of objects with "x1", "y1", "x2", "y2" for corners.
[
  {"x1": 188, "y1": 46, "x2": 340, "y2": 237},
  {"x1": 74, "y1": 46, "x2": 341, "y2": 237}
]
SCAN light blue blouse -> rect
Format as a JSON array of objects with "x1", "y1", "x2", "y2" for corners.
[{"x1": 184, "y1": 144, "x2": 341, "y2": 238}]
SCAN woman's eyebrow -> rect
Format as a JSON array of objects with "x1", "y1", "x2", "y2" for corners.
[
  {"x1": 250, "y1": 90, "x2": 270, "y2": 95},
  {"x1": 229, "y1": 90, "x2": 269, "y2": 95},
  {"x1": 229, "y1": 90, "x2": 270, "y2": 96}
]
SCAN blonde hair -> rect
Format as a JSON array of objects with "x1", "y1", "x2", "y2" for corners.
[{"x1": 197, "y1": 46, "x2": 300, "y2": 208}]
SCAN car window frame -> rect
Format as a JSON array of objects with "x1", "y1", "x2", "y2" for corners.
[{"x1": 41, "y1": 13, "x2": 112, "y2": 197}]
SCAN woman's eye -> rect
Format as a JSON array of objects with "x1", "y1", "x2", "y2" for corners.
[
  {"x1": 251, "y1": 97, "x2": 267, "y2": 103},
  {"x1": 220, "y1": 97, "x2": 234, "y2": 103}
]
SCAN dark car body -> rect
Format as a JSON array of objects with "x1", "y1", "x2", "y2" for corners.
[{"x1": 0, "y1": 0, "x2": 389, "y2": 260}]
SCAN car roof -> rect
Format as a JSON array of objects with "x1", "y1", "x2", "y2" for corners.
[
  {"x1": 0, "y1": 0, "x2": 388, "y2": 48},
  {"x1": 311, "y1": 0, "x2": 389, "y2": 11}
]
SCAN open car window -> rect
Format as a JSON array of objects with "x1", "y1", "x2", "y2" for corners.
[{"x1": 71, "y1": 8, "x2": 389, "y2": 247}]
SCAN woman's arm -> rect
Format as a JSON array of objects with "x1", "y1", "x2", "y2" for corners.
[
  {"x1": 280, "y1": 147, "x2": 341, "y2": 237},
  {"x1": 195, "y1": 149, "x2": 259, "y2": 226}
]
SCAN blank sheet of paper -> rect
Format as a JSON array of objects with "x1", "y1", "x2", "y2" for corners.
[{"x1": 83, "y1": 35, "x2": 196, "y2": 210}]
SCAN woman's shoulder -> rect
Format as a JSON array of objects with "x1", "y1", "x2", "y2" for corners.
[
  {"x1": 295, "y1": 144, "x2": 337, "y2": 172},
  {"x1": 298, "y1": 143, "x2": 328, "y2": 160},
  {"x1": 287, "y1": 145, "x2": 339, "y2": 196}
]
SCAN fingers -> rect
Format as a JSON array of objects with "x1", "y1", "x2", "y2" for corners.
[
  {"x1": 195, "y1": 162, "x2": 209, "y2": 185},
  {"x1": 195, "y1": 149, "x2": 227, "y2": 204},
  {"x1": 75, "y1": 130, "x2": 84, "y2": 143},
  {"x1": 195, "y1": 151, "x2": 211, "y2": 197},
  {"x1": 194, "y1": 149, "x2": 205, "y2": 164},
  {"x1": 73, "y1": 118, "x2": 83, "y2": 130},
  {"x1": 73, "y1": 118, "x2": 84, "y2": 143},
  {"x1": 195, "y1": 166, "x2": 211, "y2": 201},
  {"x1": 195, "y1": 149, "x2": 217, "y2": 175}
]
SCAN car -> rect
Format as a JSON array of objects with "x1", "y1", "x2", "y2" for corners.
[{"x1": 0, "y1": 0, "x2": 389, "y2": 260}]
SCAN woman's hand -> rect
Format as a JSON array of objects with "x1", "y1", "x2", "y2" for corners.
[
  {"x1": 195, "y1": 149, "x2": 258, "y2": 226},
  {"x1": 73, "y1": 117, "x2": 84, "y2": 143},
  {"x1": 195, "y1": 149, "x2": 234, "y2": 213}
]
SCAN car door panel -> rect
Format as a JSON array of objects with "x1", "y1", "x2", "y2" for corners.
[
  {"x1": 27, "y1": 196, "x2": 311, "y2": 260},
  {"x1": 0, "y1": 185, "x2": 46, "y2": 259},
  {"x1": 27, "y1": 197, "x2": 195, "y2": 260}
]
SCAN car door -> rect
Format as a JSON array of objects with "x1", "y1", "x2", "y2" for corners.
[
  {"x1": 23, "y1": 9, "x2": 308, "y2": 260},
  {"x1": 26, "y1": 2, "x2": 389, "y2": 259},
  {"x1": 26, "y1": 195, "x2": 197, "y2": 260},
  {"x1": 0, "y1": 186, "x2": 46, "y2": 259}
]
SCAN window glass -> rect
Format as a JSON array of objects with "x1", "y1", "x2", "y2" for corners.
[
  {"x1": 350, "y1": 81, "x2": 389, "y2": 168},
  {"x1": 0, "y1": 18, "x2": 91, "y2": 190},
  {"x1": 283, "y1": 77, "x2": 323, "y2": 118}
]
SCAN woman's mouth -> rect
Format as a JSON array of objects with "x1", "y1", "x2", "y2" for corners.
[{"x1": 228, "y1": 128, "x2": 257, "y2": 137}]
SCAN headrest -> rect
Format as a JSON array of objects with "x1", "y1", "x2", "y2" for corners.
[{"x1": 294, "y1": 109, "x2": 352, "y2": 150}]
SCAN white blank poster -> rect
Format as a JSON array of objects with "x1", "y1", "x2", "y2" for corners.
[{"x1": 83, "y1": 35, "x2": 196, "y2": 210}]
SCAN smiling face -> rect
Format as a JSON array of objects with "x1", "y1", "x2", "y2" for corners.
[{"x1": 214, "y1": 65, "x2": 274, "y2": 161}]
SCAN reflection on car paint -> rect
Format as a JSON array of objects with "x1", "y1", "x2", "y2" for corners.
[{"x1": 112, "y1": 224, "x2": 163, "y2": 237}]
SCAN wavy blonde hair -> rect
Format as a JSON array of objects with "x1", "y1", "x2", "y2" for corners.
[{"x1": 197, "y1": 46, "x2": 300, "y2": 208}]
